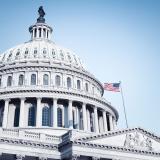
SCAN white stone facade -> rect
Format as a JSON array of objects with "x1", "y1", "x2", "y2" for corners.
[{"x1": 0, "y1": 6, "x2": 159, "y2": 160}]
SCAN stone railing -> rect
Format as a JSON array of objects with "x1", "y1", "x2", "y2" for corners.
[{"x1": 0, "y1": 128, "x2": 61, "y2": 143}]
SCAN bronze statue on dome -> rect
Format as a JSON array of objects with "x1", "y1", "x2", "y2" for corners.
[{"x1": 37, "y1": 6, "x2": 45, "y2": 23}]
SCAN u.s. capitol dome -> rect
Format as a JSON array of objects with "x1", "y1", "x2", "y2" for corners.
[
  {"x1": 0, "y1": 6, "x2": 159, "y2": 160},
  {"x1": 0, "y1": 6, "x2": 118, "y2": 134}
]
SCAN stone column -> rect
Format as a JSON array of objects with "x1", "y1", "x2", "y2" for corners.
[
  {"x1": 82, "y1": 103, "x2": 87, "y2": 131},
  {"x1": 113, "y1": 117, "x2": 117, "y2": 130},
  {"x1": 2, "y1": 99, "x2": 10, "y2": 128},
  {"x1": 36, "y1": 98, "x2": 42, "y2": 127},
  {"x1": 87, "y1": 109, "x2": 91, "y2": 131},
  {"x1": 7, "y1": 104, "x2": 16, "y2": 128},
  {"x1": 19, "y1": 98, "x2": 26, "y2": 127},
  {"x1": 94, "y1": 106, "x2": 99, "y2": 133},
  {"x1": 32, "y1": 28, "x2": 35, "y2": 39},
  {"x1": 53, "y1": 98, "x2": 57, "y2": 128},
  {"x1": 68, "y1": 100, "x2": 73, "y2": 129},
  {"x1": 103, "y1": 110, "x2": 108, "y2": 132},
  {"x1": 109, "y1": 114, "x2": 113, "y2": 131}
]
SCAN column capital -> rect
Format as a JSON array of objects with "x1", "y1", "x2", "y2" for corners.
[
  {"x1": 20, "y1": 97, "x2": 26, "y2": 101},
  {"x1": 72, "y1": 154, "x2": 80, "y2": 160},
  {"x1": 16, "y1": 154, "x2": 25, "y2": 160},
  {"x1": 4, "y1": 98, "x2": 10, "y2": 102},
  {"x1": 92, "y1": 157, "x2": 100, "y2": 160},
  {"x1": 39, "y1": 157, "x2": 47, "y2": 160},
  {"x1": 37, "y1": 97, "x2": 42, "y2": 100}
]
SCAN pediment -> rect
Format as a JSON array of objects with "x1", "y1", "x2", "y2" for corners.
[{"x1": 76, "y1": 127, "x2": 160, "y2": 152}]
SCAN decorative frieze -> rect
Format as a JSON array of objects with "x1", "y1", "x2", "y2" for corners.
[{"x1": 124, "y1": 132, "x2": 152, "y2": 151}]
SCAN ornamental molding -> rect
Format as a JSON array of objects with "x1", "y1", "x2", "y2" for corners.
[
  {"x1": 71, "y1": 140, "x2": 160, "y2": 157},
  {"x1": 0, "y1": 137, "x2": 58, "y2": 150},
  {"x1": 0, "y1": 63, "x2": 103, "y2": 91},
  {"x1": 124, "y1": 132, "x2": 152, "y2": 151},
  {"x1": 92, "y1": 157, "x2": 100, "y2": 160},
  {"x1": 0, "y1": 88, "x2": 118, "y2": 119},
  {"x1": 76, "y1": 127, "x2": 160, "y2": 144}
]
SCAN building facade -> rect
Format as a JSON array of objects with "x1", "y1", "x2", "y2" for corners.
[{"x1": 0, "y1": 7, "x2": 160, "y2": 160}]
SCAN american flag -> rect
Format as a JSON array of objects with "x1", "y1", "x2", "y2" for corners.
[{"x1": 104, "y1": 83, "x2": 120, "y2": 92}]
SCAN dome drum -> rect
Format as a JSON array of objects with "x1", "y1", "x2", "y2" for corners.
[{"x1": 0, "y1": 6, "x2": 118, "y2": 134}]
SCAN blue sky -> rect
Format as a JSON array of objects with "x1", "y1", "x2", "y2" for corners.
[{"x1": 0, "y1": 0, "x2": 160, "y2": 134}]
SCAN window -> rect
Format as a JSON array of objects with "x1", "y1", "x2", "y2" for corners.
[
  {"x1": 52, "y1": 49, "x2": 56, "y2": 58},
  {"x1": 34, "y1": 49, "x2": 37, "y2": 58},
  {"x1": 77, "y1": 80, "x2": 81, "y2": 90},
  {"x1": 0, "y1": 107, "x2": 4, "y2": 127},
  {"x1": 42, "y1": 106, "x2": 51, "y2": 126},
  {"x1": 28, "y1": 105, "x2": 36, "y2": 126},
  {"x1": 31, "y1": 74, "x2": 36, "y2": 85},
  {"x1": 43, "y1": 74, "x2": 49, "y2": 85},
  {"x1": 0, "y1": 76, "x2": 1, "y2": 87},
  {"x1": 14, "y1": 107, "x2": 20, "y2": 127},
  {"x1": 43, "y1": 49, "x2": 47, "y2": 58},
  {"x1": 57, "y1": 108, "x2": 62, "y2": 127},
  {"x1": 67, "y1": 77, "x2": 71, "y2": 88},
  {"x1": 85, "y1": 83, "x2": 89, "y2": 92},
  {"x1": 24, "y1": 49, "x2": 29, "y2": 58},
  {"x1": 7, "y1": 52, "x2": 12, "y2": 61},
  {"x1": 55, "y1": 75, "x2": 61, "y2": 87},
  {"x1": 34, "y1": 29, "x2": 37, "y2": 37},
  {"x1": 39, "y1": 28, "x2": 41, "y2": 37},
  {"x1": 67, "y1": 53, "x2": 72, "y2": 62},
  {"x1": 60, "y1": 50, "x2": 64, "y2": 60},
  {"x1": 7, "y1": 76, "x2": 12, "y2": 87},
  {"x1": 18, "y1": 74, "x2": 24, "y2": 86},
  {"x1": 15, "y1": 50, "x2": 20, "y2": 60}
]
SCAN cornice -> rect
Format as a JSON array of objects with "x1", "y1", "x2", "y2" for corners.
[
  {"x1": 71, "y1": 140, "x2": 160, "y2": 157},
  {"x1": 0, "y1": 62, "x2": 104, "y2": 94},
  {"x1": 0, "y1": 87, "x2": 118, "y2": 119},
  {"x1": 0, "y1": 137, "x2": 58, "y2": 150},
  {"x1": 76, "y1": 127, "x2": 160, "y2": 143}
]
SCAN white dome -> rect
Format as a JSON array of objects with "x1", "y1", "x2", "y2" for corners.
[{"x1": 0, "y1": 40, "x2": 84, "y2": 69}]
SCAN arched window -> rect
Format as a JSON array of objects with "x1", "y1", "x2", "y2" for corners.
[
  {"x1": 52, "y1": 49, "x2": 56, "y2": 58},
  {"x1": 15, "y1": 50, "x2": 20, "y2": 60},
  {"x1": 7, "y1": 76, "x2": 12, "y2": 87},
  {"x1": 31, "y1": 74, "x2": 36, "y2": 85},
  {"x1": 0, "y1": 76, "x2": 2, "y2": 87},
  {"x1": 18, "y1": 74, "x2": 24, "y2": 86},
  {"x1": 7, "y1": 52, "x2": 12, "y2": 61},
  {"x1": 0, "y1": 106, "x2": 4, "y2": 127},
  {"x1": 60, "y1": 50, "x2": 64, "y2": 60},
  {"x1": 24, "y1": 49, "x2": 29, "y2": 58},
  {"x1": 85, "y1": 83, "x2": 89, "y2": 92},
  {"x1": 67, "y1": 77, "x2": 71, "y2": 88},
  {"x1": 42, "y1": 106, "x2": 51, "y2": 126},
  {"x1": 28, "y1": 105, "x2": 36, "y2": 126},
  {"x1": 14, "y1": 107, "x2": 20, "y2": 127},
  {"x1": 55, "y1": 75, "x2": 61, "y2": 87},
  {"x1": 34, "y1": 49, "x2": 37, "y2": 58},
  {"x1": 57, "y1": 108, "x2": 62, "y2": 127},
  {"x1": 77, "y1": 80, "x2": 81, "y2": 90},
  {"x1": 43, "y1": 74, "x2": 49, "y2": 85},
  {"x1": 43, "y1": 49, "x2": 47, "y2": 58}
]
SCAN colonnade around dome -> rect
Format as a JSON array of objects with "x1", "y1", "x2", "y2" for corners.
[{"x1": 0, "y1": 97, "x2": 116, "y2": 134}]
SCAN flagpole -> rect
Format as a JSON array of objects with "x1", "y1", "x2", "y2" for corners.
[{"x1": 119, "y1": 81, "x2": 129, "y2": 128}]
